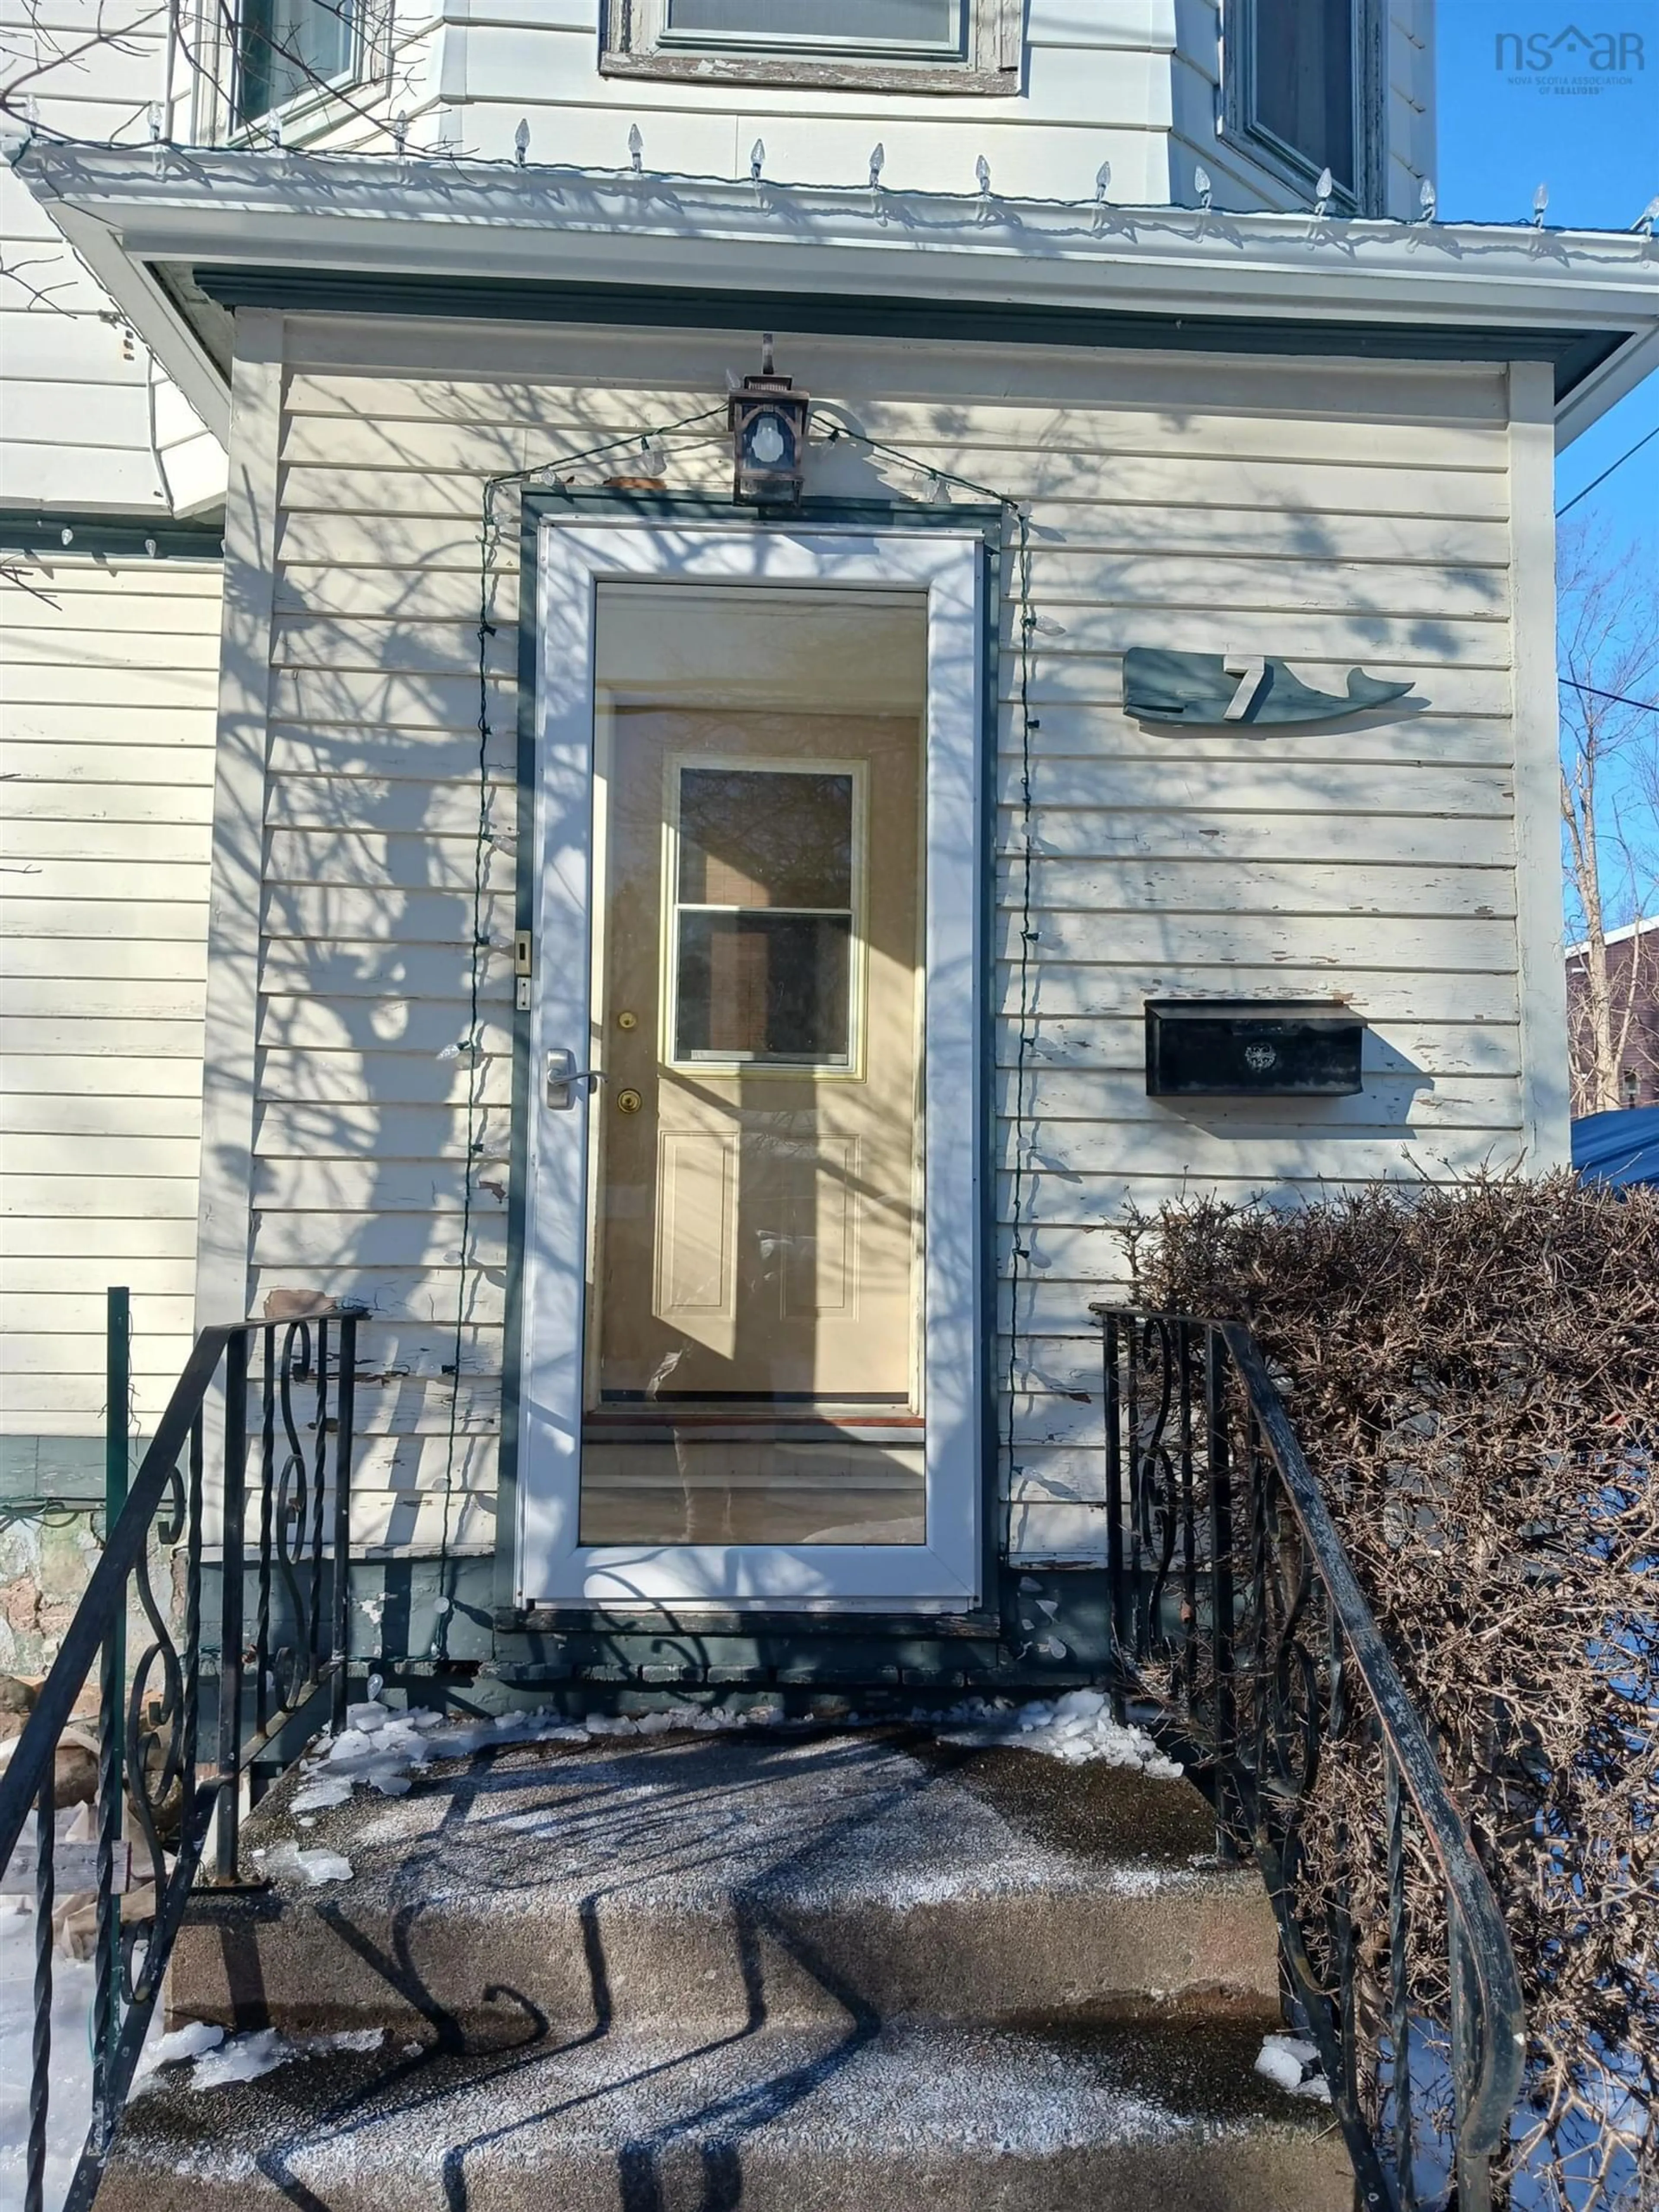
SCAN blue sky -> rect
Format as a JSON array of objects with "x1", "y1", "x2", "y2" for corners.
[{"x1": 1436, "y1": 2, "x2": 1659, "y2": 539}]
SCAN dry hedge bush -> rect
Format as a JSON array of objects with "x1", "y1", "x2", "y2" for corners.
[{"x1": 1126, "y1": 1174, "x2": 1657, "y2": 2209}]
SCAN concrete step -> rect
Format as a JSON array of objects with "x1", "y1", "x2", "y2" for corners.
[
  {"x1": 168, "y1": 1725, "x2": 1282, "y2": 2039},
  {"x1": 100, "y1": 2014, "x2": 1351, "y2": 2211}
]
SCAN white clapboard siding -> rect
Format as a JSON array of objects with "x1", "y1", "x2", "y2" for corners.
[
  {"x1": 280, "y1": 451, "x2": 1506, "y2": 526},
  {"x1": 993, "y1": 963, "x2": 1520, "y2": 1023},
  {"x1": 0, "y1": 554, "x2": 220, "y2": 1437},
  {"x1": 254, "y1": 1259, "x2": 506, "y2": 1310},
  {"x1": 1010, "y1": 1016, "x2": 1522, "y2": 1076},
  {"x1": 284, "y1": 342, "x2": 1506, "y2": 423},
  {"x1": 351, "y1": 1494, "x2": 495, "y2": 1554},
  {"x1": 253, "y1": 1101, "x2": 510, "y2": 1158},
  {"x1": 2, "y1": 1329, "x2": 202, "y2": 1378},
  {"x1": 221, "y1": 321, "x2": 1529, "y2": 1565},
  {"x1": 260, "y1": 0, "x2": 1430, "y2": 230},
  {"x1": 0, "y1": 1093, "x2": 203, "y2": 1140},
  {"x1": 256, "y1": 1050, "x2": 513, "y2": 1110},
  {"x1": 263, "y1": 777, "x2": 516, "y2": 836},
  {"x1": 0, "y1": 18, "x2": 223, "y2": 519},
  {"x1": 249, "y1": 1213, "x2": 510, "y2": 1270},
  {"x1": 996, "y1": 1071, "x2": 1522, "y2": 1127},
  {"x1": 1010, "y1": 1018, "x2": 1522, "y2": 1079},
  {"x1": 278, "y1": 402, "x2": 1511, "y2": 472}
]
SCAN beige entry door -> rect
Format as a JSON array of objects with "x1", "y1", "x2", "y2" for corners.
[
  {"x1": 582, "y1": 586, "x2": 928, "y2": 1550},
  {"x1": 599, "y1": 722, "x2": 920, "y2": 1403},
  {"x1": 518, "y1": 525, "x2": 986, "y2": 1612}
]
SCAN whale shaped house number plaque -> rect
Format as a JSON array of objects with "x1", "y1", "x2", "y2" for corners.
[{"x1": 1123, "y1": 647, "x2": 1414, "y2": 726}]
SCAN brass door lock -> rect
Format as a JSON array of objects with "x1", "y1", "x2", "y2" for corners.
[
  {"x1": 616, "y1": 1088, "x2": 643, "y2": 1115},
  {"x1": 616, "y1": 1010, "x2": 639, "y2": 1031}
]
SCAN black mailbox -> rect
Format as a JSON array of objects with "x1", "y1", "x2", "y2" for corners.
[{"x1": 1145, "y1": 1000, "x2": 1364, "y2": 1097}]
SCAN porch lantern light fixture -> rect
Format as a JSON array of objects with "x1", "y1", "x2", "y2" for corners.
[{"x1": 727, "y1": 334, "x2": 809, "y2": 506}]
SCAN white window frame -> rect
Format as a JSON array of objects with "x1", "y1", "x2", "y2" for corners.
[
  {"x1": 663, "y1": 752, "x2": 871, "y2": 1079},
  {"x1": 517, "y1": 519, "x2": 985, "y2": 1614},
  {"x1": 184, "y1": 0, "x2": 388, "y2": 146},
  {"x1": 601, "y1": 0, "x2": 1020, "y2": 95},
  {"x1": 1218, "y1": 0, "x2": 1386, "y2": 217},
  {"x1": 649, "y1": 0, "x2": 965, "y2": 60}
]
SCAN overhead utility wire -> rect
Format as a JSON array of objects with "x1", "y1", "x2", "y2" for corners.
[
  {"x1": 1559, "y1": 678, "x2": 1659, "y2": 715},
  {"x1": 1555, "y1": 423, "x2": 1659, "y2": 517}
]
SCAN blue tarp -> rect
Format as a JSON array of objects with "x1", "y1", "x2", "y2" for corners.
[{"x1": 1571, "y1": 1105, "x2": 1659, "y2": 1188}]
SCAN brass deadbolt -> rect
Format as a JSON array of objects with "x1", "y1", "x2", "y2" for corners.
[
  {"x1": 616, "y1": 1088, "x2": 643, "y2": 1115},
  {"x1": 616, "y1": 1010, "x2": 639, "y2": 1031}
]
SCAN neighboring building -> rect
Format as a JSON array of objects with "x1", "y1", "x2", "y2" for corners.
[
  {"x1": 1566, "y1": 916, "x2": 1658, "y2": 1115},
  {"x1": 2, "y1": 2, "x2": 1657, "y2": 1639}
]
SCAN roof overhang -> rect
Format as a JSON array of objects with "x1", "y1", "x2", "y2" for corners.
[{"x1": 12, "y1": 140, "x2": 1659, "y2": 449}]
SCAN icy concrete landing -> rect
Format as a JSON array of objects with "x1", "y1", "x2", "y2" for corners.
[
  {"x1": 108, "y1": 1725, "x2": 1352, "y2": 2210},
  {"x1": 168, "y1": 1724, "x2": 1281, "y2": 2036}
]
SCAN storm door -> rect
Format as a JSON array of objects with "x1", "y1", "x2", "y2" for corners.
[{"x1": 518, "y1": 524, "x2": 983, "y2": 1610}]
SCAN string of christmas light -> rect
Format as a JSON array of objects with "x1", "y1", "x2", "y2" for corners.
[{"x1": 454, "y1": 411, "x2": 1044, "y2": 1633}]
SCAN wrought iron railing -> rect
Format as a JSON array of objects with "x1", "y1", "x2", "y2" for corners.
[
  {"x1": 1093, "y1": 1308, "x2": 1526, "y2": 2212},
  {"x1": 0, "y1": 1290, "x2": 357, "y2": 2212}
]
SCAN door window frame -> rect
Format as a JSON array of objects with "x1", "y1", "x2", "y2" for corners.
[
  {"x1": 507, "y1": 511, "x2": 990, "y2": 1615},
  {"x1": 661, "y1": 750, "x2": 871, "y2": 1079}
]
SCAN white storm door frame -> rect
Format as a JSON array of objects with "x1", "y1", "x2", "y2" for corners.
[{"x1": 517, "y1": 519, "x2": 985, "y2": 1612}]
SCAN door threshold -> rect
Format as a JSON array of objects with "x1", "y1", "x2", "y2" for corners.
[
  {"x1": 585, "y1": 1410, "x2": 924, "y2": 1447},
  {"x1": 502, "y1": 1602, "x2": 1000, "y2": 1636}
]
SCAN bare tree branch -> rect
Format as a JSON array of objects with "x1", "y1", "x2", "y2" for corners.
[{"x1": 1558, "y1": 522, "x2": 1659, "y2": 1115}]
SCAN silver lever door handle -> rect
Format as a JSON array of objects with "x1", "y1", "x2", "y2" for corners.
[{"x1": 545, "y1": 1050, "x2": 606, "y2": 1110}]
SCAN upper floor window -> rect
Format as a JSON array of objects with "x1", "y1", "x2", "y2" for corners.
[
  {"x1": 660, "y1": 0, "x2": 963, "y2": 57},
  {"x1": 604, "y1": 0, "x2": 1017, "y2": 95},
  {"x1": 1252, "y1": 0, "x2": 1354, "y2": 188},
  {"x1": 237, "y1": 0, "x2": 359, "y2": 125},
  {"x1": 1222, "y1": 0, "x2": 1382, "y2": 214}
]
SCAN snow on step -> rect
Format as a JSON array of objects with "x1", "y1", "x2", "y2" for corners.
[
  {"x1": 165, "y1": 1725, "x2": 1281, "y2": 2040},
  {"x1": 135, "y1": 2024, "x2": 386, "y2": 2095},
  {"x1": 98, "y1": 2017, "x2": 1351, "y2": 2212},
  {"x1": 107, "y1": 1724, "x2": 1358, "y2": 2208},
  {"x1": 283, "y1": 1687, "x2": 1179, "y2": 1813}
]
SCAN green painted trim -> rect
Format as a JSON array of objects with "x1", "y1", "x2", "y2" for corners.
[
  {"x1": 501, "y1": 1605, "x2": 1001, "y2": 1639},
  {"x1": 0, "y1": 512, "x2": 225, "y2": 561},
  {"x1": 192, "y1": 1553, "x2": 1109, "y2": 1689},
  {"x1": 187, "y1": 266, "x2": 1625, "y2": 404},
  {"x1": 493, "y1": 496, "x2": 542, "y2": 1617},
  {"x1": 523, "y1": 490, "x2": 1007, "y2": 526},
  {"x1": 978, "y1": 529, "x2": 1007, "y2": 1639},
  {"x1": 105, "y1": 1286, "x2": 130, "y2": 1535}
]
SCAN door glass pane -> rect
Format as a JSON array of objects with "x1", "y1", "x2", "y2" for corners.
[
  {"x1": 676, "y1": 911, "x2": 852, "y2": 1062},
  {"x1": 674, "y1": 767, "x2": 855, "y2": 1064},
  {"x1": 679, "y1": 768, "x2": 853, "y2": 908},
  {"x1": 582, "y1": 583, "x2": 928, "y2": 1547}
]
